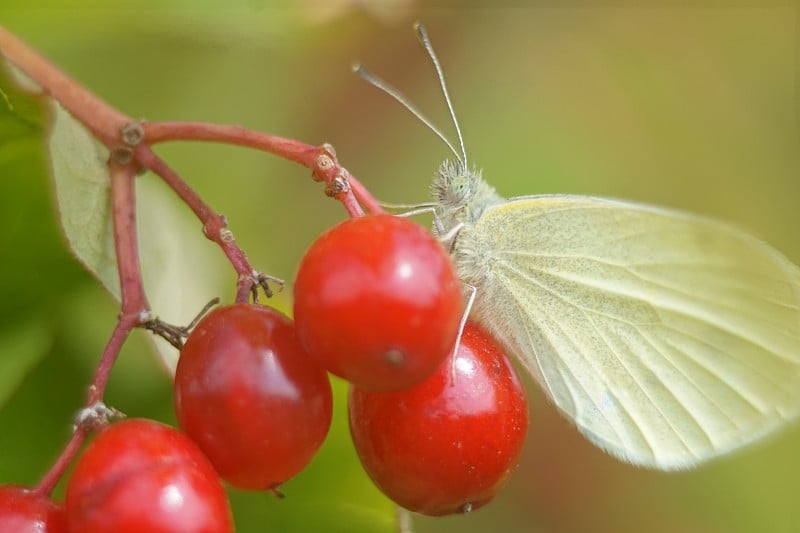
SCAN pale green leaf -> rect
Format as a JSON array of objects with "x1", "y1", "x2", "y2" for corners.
[{"x1": 48, "y1": 102, "x2": 119, "y2": 298}]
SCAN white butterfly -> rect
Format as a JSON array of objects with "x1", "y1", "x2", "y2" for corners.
[{"x1": 360, "y1": 24, "x2": 800, "y2": 470}]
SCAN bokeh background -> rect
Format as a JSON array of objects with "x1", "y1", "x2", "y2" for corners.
[{"x1": 1, "y1": 2, "x2": 800, "y2": 532}]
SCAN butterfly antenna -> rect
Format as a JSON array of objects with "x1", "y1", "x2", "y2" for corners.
[
  {"x1": 352, "y1": 63, "x2": 463, "y2": 165},
  {"x1": 414, "y1": 22, "x2": 468, "y2": 168}
]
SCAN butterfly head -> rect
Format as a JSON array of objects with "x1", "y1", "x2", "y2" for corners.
[
  {"x1": 431, "y1": 160, "x2": 501, "y2": 231},
  {"x1": 432, "y1": 160, "x2": 480, "y2": 207}
]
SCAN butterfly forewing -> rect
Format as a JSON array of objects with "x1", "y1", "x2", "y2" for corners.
[{"x1": 455, "y1": 195, "x2": 800, "y2": 470}]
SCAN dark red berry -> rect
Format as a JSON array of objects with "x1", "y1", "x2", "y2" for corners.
[
  {"x1": 174, "y1": 303, "x2": 333, "y2": 490},
  {"x1": 294, "y1": 214, "x2": 462, "y2": 391},
  {"x1": 348, "y1": 322, "x2": 528, "y2": 515},
  {"x1": 65, "y1": 419, "x2": 233, "y2": 532},
  {"x1": 0, "y1": 485, "x2": 66, "y2": 533}
]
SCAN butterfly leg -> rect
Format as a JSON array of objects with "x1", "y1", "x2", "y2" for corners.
[{"x1": 449, "y1": 282, "x2": 476, "y2": 385}]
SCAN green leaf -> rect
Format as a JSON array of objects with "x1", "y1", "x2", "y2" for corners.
[
  {"x1": 48, "y1": 102, "x2": 120, "y2": 298},
  {"x1": 0, "y1": 317, "x2": 52, "y2": 410}
]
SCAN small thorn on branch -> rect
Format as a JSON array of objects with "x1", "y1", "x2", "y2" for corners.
[{"x1": 142, "y1": 297, "x2": 221, "y2": 349}]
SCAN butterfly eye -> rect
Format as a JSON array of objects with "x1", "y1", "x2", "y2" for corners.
[{"x1": 447, "y1": 175, "x2": 470, "y2": 204}]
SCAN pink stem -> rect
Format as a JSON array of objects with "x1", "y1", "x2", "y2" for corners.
[
  {"x1": 35, "y1": 162, "x2": 144, "y2": 496},
  {"x1": 34, "y1": 312, "x2": 137, "y2": 496},
  {"x1": 350, "y1": 177, "x2": 384, "y2": 215},
  {"x1": 145, "y1": 122, "x2": 321, "y2": 165},
  {"x1": 109, "y1": 161, "x2": 149, "y2": 315},
  {"x1": 144, "y1": 121, "x2": 377, "y2": 217},
  {"x1": 34, "y1": 426, "x2": 88, "y2": 497},
  {"x1": 134, "y1": 145, "x2": 259, "y2": 301}
]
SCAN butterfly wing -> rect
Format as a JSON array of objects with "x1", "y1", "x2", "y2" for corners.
[{"x1": 457, "y1": 195, "x2": 800, "y2": 470}]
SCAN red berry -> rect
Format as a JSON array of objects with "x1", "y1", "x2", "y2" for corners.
[
  {"x1": 294, "y1": 214, "x2": 462, "y2": 391},
  {"x1": 348, "y1": 322, "x2": 528, "y2": 516},
  {"x1": 174, "y1": 304, "x2": 333, "y2": 490},
  {"x1": 65, "y1": 419, "x2": 233, "y2": 532},
  {"x1": 0, "y1": 485, "x2": 66, "y2": 533}
]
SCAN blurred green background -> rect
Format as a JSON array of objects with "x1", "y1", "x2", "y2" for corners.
[{"x1": 2, "y1": 2, "x2": 800, "y2": 532}]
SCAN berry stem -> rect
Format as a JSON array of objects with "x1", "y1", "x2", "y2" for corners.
[
  {"x1": 88, "y1": 159, "x2": 151, "y2": 403},
  {"x1": 349, "y1": 177, "x2": 384, "y2": 215},
  {"x1": 34, "y1": 161, "x2": 144, "y2": 496},
  {"x1": 34, "y1": 425, "x2": 89, "y2": 497},
  {"x1": 87, "y1": 313, "x2": 138, "y2": 406},
  {"x1": 145, "y1": 121, "x2": 326, "y2": 165},
  {"x1": 33, "y1": 286, "x2": 138, "y2": 497},
  {"x1": 110, "y1": 160, "x2": 149, "y2": 315},
  {"x1": 133, "y1": 145, "x2": 265, "y2": 302}
]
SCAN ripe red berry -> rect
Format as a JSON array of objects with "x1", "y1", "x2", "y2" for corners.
[
  {"x1": 174, "y1": 304, "x2": 333, "y2": 490},
  {"x1": 65, "y1": 418, "x2": 233, "y2": 532},
  {"x1": 0, "y1": 485, "x2": 66, "y2": 533},
  {"x1": 294, "y1": 214, "x2": 462, "y2": 391},
  {"x1": 348, "y1": 322, "x2": 528, "y2": 516}
]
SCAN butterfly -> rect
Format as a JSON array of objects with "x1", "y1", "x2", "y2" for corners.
[{"x1": 356, "y1": 23, "x2": 800, "y2": 470}]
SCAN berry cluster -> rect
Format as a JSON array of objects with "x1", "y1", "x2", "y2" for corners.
[
  {"x1": 295, "y1": 215, "x2": 529, "y2": 514},
  {"x1": 0, "y1": 215, "x2": 528, "y2": 531}
]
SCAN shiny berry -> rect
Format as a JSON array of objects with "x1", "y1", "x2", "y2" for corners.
[
  {"x1": 0, "y1": 485, "x2": 66, "y2": 533},
  {"x1": 348, "y1": 322, "x2": 528, "y2": 515},
  {"x1": 294, "y1": 214, "x2": 462, "y2": 391},
  {"x1": 65, "y1": 419, "x2": 233, "y2": 532},
  {"x1": 174, "y1": 303, "x2": 333, "y2": 490}
]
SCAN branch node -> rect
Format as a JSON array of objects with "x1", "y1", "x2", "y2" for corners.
[
  {"x1": 314, "y1": 153, "x2": 335, "y2": 180},
  {"x1": 121, "y1": 121, "x2": 145, "y2": 146},
  {"x1": 219, "y1": 227, "x2": 235, "y2": 244},
  {"x1": 320, "y1": 142, "x2": 336, "y2": 158},
  {"x1": 111, "y1": 146, "x2": 134, "y2": 165},
  {"x1": 72, "y1": 401, "x2": 125, "y2": 433},
  {"x1": 325, "y1": 168, "x2": 350, "y2": 197},
  {"x1": 137, "y1": 309, "x2": 154, "y2": 324}
]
